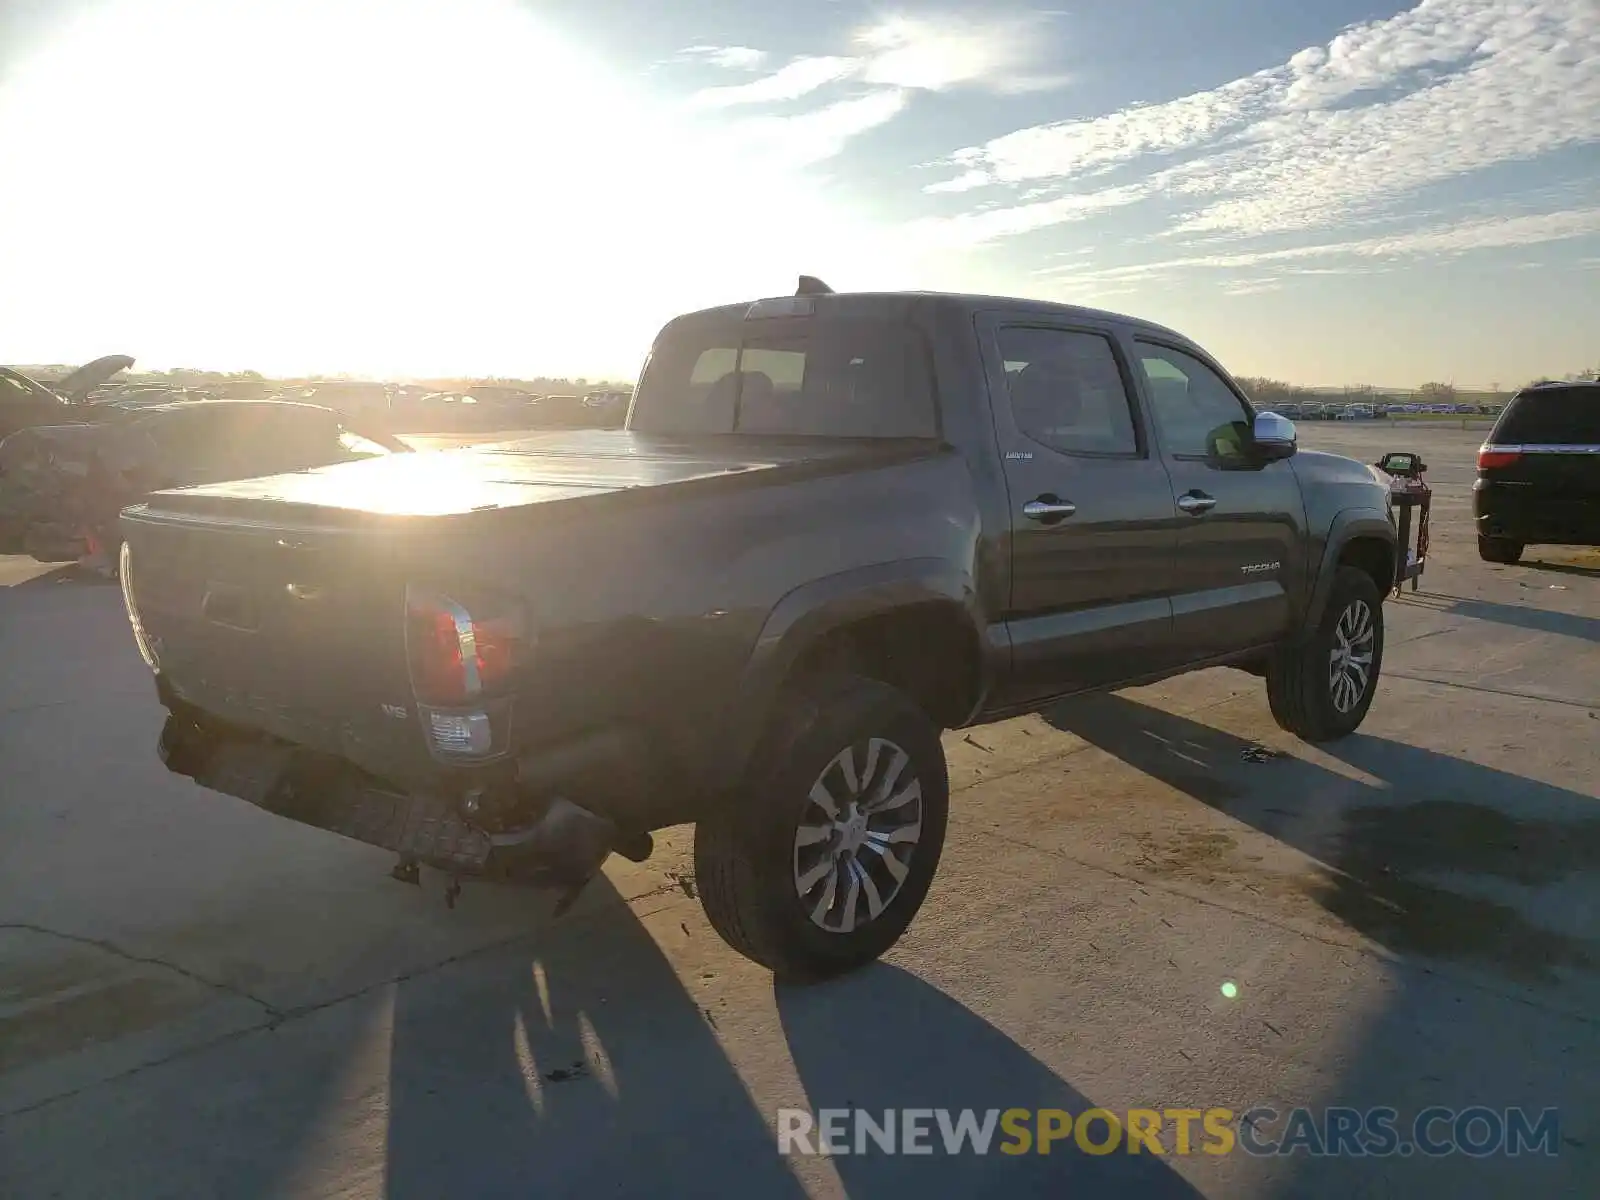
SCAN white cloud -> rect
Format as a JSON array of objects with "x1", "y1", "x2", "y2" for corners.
[
  {"x1": 923, "y1": 169, "x2": 992, "y2": 195},
  {"x1": 676, "y1": 45, "x2": 767, "y2": 71},
  {"x1": 1049, "y1": 207, "x2": 1600, "y2": 285},
  {"x1": 855, "y1": 14, "x2": 1065, "y2": 93},
  {"x1": 679, "y1": 14, "x2": 1071, "y2": 168},
  {"x1": 932, "y1": 0, "x2": 1600, "y2": 240},
  {"x1": 719, "y1": 89, "x2": 912, "y2": 170},
  {"x1": 686, "y1": 56, "x2": 858, "y2": 109},
  {"x1": 906, "y1": 184, "x2": 1151, "y2": 247},
  {"x1": 1220, "y1": 278, "x2": 1284, "y2": 296},
  {"x1": 687, "y1": 13, "x2": 1069, "y2": 113},
  {"x1": 962, "y1": 70, "x2": 1281, "y2": 183}
]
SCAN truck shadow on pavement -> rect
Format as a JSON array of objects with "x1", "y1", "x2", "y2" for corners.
[
  {"x1": 776, "y1": 966, "x2": 1206, "y2": 1198},
  {"x1": 1042, "y1": 693, "x2": 1600, "y2": 984},
  {"x1": 1042, "y1": 693, "x2": 1600, "y2": 1199},
  {"x1": 1401, "y1": 591, "x2": 1600, "y2": 643},
  {"x1": 382, "y1": 875, "x2": 809, "y2": 1200},
  {"x1": 380, "y1": 876, "x2": 1204, "y2": 1199}
]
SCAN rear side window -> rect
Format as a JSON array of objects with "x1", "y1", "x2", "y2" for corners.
[
  {"x1": 997, "y1": 326, "x2": 1139, "y2": 456},
  {"x1": 629, "y1": 318, "x2": 937, "y2": 438},
  {"x1": 1495, "y1": 387, "x2": 1600, "y2": 444}
]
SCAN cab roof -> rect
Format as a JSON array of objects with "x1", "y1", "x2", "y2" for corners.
[{"x1": 662, "y1": 287, "x2": 1190, "y2": 343}]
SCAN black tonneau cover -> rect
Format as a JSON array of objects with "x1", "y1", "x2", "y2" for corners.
[{"x1": 137, "y1": 428, "x2": 942, "y2": 521}]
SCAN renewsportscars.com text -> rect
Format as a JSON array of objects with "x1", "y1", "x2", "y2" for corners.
[{"x1": 777, "y1": 1106, "x2": 1562, "y2": 1158}]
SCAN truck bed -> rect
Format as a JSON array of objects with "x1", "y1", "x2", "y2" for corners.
[{"x1": 120, "y1": 429, "x2": 945, "y2": 787}]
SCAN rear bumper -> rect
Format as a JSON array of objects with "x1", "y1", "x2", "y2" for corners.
[
  {"x1": 1473, "y1": 481, "x2": 1600, "y2": 545},
  {"x1": 155, "y1": 702, "x2": 654, "y2": 883}
]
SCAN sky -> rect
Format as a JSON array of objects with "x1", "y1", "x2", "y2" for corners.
[{"x1": 0, "y1": 0, "x2": 1595, "y2": 386}]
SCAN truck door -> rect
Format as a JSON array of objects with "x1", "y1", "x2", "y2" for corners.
[
  {"x1": 979, "y1": 315, "x2": 1180, "y2": 708},
  {"x1": 1128, "y1": 338, "x2": 1306, "y2": 662}
]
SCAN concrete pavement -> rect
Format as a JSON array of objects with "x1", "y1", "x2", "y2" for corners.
[{"x1": 1, "y1": 425, "x2": 1596, "y2": 1198}]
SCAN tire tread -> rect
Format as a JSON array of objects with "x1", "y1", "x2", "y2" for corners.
[
  {"x1": 694, "y1": 674, "x2": 945, "y2": 980},
  {"x1": 1267, "y1": 566, "x2": 1384, "y2": 742}
]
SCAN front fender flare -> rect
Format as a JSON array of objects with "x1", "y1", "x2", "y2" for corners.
[{"x1": 1305, "y1": 507, "x2": 1396, "y2": 630}]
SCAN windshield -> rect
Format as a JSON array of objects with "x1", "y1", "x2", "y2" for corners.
[
  {"x1": 1496, "y1": 386, "x2": 1600, "y2": 444},
  {"x1": 628, "y1": 316, "x2": 938, "y2": 438}
]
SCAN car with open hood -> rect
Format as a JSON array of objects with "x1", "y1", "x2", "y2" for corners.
[
  {"x1": 1, "y1": 398, "x2": 409, "y2": 565},
  {"x1": 1, "y1": 354, "x2": 138, "y2": 438}
]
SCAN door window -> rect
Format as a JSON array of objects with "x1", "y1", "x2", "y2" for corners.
[
  {"x1": 1135, "y1": 343, "x2": 1252, "y2": 462},
  {"x1": 996, "y1": 327, "x2": 1139, "y2": 456}
]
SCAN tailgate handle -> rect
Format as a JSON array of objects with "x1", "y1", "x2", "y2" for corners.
[{"x1": 202, "y1": 583, "x2": 258, "y2": 631}]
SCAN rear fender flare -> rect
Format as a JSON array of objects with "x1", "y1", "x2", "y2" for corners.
[{"x1": 715, "y1": 559, "x2": 990, "y2": 789}]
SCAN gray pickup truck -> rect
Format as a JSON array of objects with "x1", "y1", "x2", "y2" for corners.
[{"x1": 120, "y1": 281, "x2": 1397, "y2": 980}]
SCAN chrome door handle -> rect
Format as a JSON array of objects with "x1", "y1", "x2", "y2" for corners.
[
  {"x1": 1177, "y1": 493, "x2": 1216, "y2": 514},
  {"x1": 1023, "y1": 499, "x2": 1077, "y2": 521}
]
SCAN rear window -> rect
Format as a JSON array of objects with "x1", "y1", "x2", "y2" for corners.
[
  {"x1": 1495, "y1": 386, "x2": 1600, "y2": 444},
  {"x1": 628, "y1": 317, "x2": 937, "y2": 438}
]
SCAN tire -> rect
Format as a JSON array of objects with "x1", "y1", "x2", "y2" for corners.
[
  {"x1": 694, "y1": 673, "x2": 949, "y2": 982},
  {"x1": 1266, "y1": 566, "x2": 1385, "y2": 742},
  {"x1": 1478, "y1": 535, "x2": 1523, "y2": 564}
]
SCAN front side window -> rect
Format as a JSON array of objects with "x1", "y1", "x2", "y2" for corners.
[{"x1": 1135, "y1": 343, "x2": 1252, "y2": 461}]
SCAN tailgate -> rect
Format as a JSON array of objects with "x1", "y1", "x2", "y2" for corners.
[{"x1": 121, "y1": 508, "x2": 424, "y2": 774}]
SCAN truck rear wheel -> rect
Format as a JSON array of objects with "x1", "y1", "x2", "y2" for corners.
[
  {"x1": 1477, "y1": 535, "x2": 1523, "y2": 564},
  {"x1": 694, "y1": 673, "x2": 949, "y2": 981},
  {"x1": 1266, "y1": 566, "x2": 1384, "y2": 742}
]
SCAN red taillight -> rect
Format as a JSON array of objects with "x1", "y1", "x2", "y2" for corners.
[
  {"x1": 1477, "y1": 446, "x2": 1521, "y2": 470},
  {"x1": 405, "y1": 587, "x2": 525, "y2": 706}
]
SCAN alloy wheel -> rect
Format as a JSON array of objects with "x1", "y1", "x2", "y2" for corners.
[
  {"x1": 1328, "y1": 599, "x2": 1376, "y2": 713},
  {"x1": 792, "y1": 738, "x2": 923, "y2": 934}
]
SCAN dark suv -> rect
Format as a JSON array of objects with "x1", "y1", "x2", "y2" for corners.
[{"x1": 1475, "y1": 381, "x2": 1600, "y2": 563}]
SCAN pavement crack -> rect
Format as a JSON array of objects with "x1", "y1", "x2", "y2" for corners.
[
  {"x1": 0, "y1": 922, "x2": 282, "y2": 1017},
  {"x1": 1388, "y1": 626, "x2": 1458, "y2": 647},
  {"x1": 1386, "y1": 671, "x2": 1597, "y2": 710}
]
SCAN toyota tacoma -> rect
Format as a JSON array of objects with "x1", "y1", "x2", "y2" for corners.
[{"x1": 119, "y1": 280, "x2": 1397, "y2": 980}]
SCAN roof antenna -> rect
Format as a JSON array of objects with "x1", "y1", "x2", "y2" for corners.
[{"x1": 796, "y1": 275, "x2": 834, "y2": 296}]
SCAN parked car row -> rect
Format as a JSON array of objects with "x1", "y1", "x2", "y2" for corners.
[
  {"x1": 297, "y1": 384, "x2": 631, "y2": 433},
  {"x1": 1268, "y1": 399, "x2": 1506, "y2": 420}
]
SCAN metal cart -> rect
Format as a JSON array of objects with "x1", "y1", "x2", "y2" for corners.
[{"x1": 1376, "y1": 451, "x2": 1430, "y2": 594}]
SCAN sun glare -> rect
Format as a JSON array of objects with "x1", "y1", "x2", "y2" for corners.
[{"x1": 0, "y1": 0, "x2": 911, "y2": 379}]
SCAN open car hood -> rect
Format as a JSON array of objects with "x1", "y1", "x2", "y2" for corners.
[{"x1": 55, "y1": 355, "x2": 135, "y2": 402}]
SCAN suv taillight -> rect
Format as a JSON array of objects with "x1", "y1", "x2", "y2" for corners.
[
  {"x1": 405, "y1": 586, "x2": 526, "y2": 706},
  {"x1": 119, "y1": 540, "x2": 160, "y2": 672},
  {"x1": 1477, "y1": 445, "x2": 1521, "y2": 470}
]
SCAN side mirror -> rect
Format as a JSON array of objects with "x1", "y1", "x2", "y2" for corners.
[{"x1": 1252, "y1": 410, "x2": 1297, "y2": 461}]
